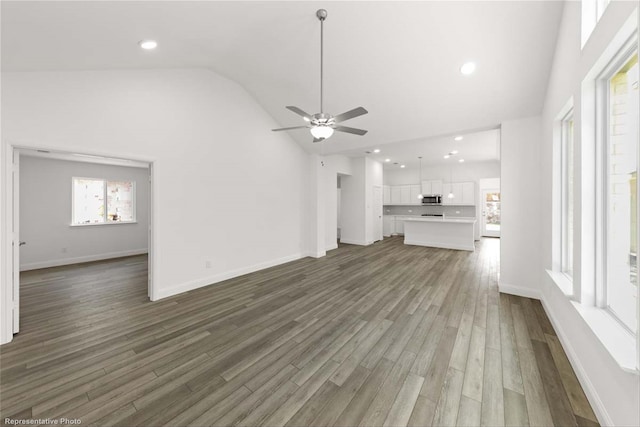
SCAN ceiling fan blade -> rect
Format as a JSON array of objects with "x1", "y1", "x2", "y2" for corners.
[
  {"x1": 286, "y1": 106, "x2": 313, "y2": 121},
  {"x1": 333, "y1": 107, "x2": 368, "y2": 123},
  {"x1": 333, "y1": 125, "x2": 368, "y2": 136},
  {"x1": 312, "y1": 137, "x2": 325, "y2": 143},
  {"x1": 272, "y1": 126, "x2": 309, "y2": 132}
]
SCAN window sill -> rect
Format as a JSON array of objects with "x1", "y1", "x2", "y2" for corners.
[
  {"x1": 546, "y1": 269, "x2": 574, "y2": 297},
  {"x1": 70, "y1": 221, "x2": 138, "y2": 227},
  {"x1": 546, "y1": 270, "x2": 638, "y2": 374}
]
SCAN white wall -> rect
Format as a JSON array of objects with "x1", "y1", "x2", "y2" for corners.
[
  {"x1": 538, "y1": 2, "x2": 640, "y2": 425},
  {"x1": 500, "y1": 116, "x2": 542, "y2": 298},
  {"x1": 19, "y1": 156, "x2": 149, "y2": 270},
  {"x1": 1, "y1": 69, "x2": 310, "y2": 306}
]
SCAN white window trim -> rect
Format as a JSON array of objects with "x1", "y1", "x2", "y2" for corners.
[
  {"x1": 561, "y1": 109, "x2": 575, "y2": 281},
  {"x1": 71, "y1": 177, "x2": 137, "y2": 226},
  {"x1": 558, "y1": 10, "x2": 639, "y2": 373},
  {"x1": 552, "y1": 98, "x2": 576, "y2": 298},
  {"x1": 594, "y1": 35, "x2": 637, "y2": 317}
]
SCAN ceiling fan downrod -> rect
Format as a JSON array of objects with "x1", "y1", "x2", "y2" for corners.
[{"x1": 317, "y1": 9, "x2": 327, "y2": 114}]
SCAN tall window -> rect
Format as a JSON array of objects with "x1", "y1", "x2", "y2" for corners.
[
  {"x1": 602, "y1": 49, "x2": 638, "y2": 332},
  {"x1": 72, "y1": 178, "x2": 136, "y2": 225},
  {"x1": 581, "y1": 0, "x2": 611, "y2": 48},
  {"x1": 561, "y1": 110, "x2": 575, "y2": 278}
]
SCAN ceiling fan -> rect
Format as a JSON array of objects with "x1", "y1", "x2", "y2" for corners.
[{"x1": 272, "y1": 9, "x2": 368, "y2": 143}]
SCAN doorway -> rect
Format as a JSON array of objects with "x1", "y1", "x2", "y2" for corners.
[
  {"x1": 372, "y1": 185, "x2": 383, "y2": 242},
  {"x1": 5, "y1": 146, "x2": 154, "y2": 339},
  {"x1": 481, "y1": 189, "x2": 501, "y2": 238}
]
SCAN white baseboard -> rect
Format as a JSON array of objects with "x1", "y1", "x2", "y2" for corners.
[
  {"x1": 325, "y1": 243, "x2": 338, "y2": 252},
  {"x1": 498, "y1": 281, "x2": 541, "y2": 299},
  {"x1": 20, "y1": 248, "x2": 148, "y2": 271},
  {"x1": 539, "y1": 297, "x2": 613, "y2": 427},
  {"x1": 156, "y1": 252, "x2": 304, "y2": 300},
  {"x1": 404, "y1": 239, "x2": 475, "y2": 252},
  {"x1": 339, "y1": 238, "x2": 369, "y2": 246},
  {"x1": 305, "y1": 251, "x2": 326, "y2": 258}
]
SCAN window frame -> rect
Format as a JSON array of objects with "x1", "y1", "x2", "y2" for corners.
[
  {"x1": 581, "y1": 0, "x2": 611, "y2": 49},
  {"x1": 71, "y1": 177, "x2": 137, "y2": 226},
  {"x1": 594, "y1": 35, "x2": 638, "y2": 331},
  {"x1": 560, "y1": 108, "x2": 575, "y2": 280}
]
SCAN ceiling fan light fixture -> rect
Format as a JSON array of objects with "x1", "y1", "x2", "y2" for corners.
[
  {"x1": 460, "y1": 61, "x2": 476, "y2": 75},
  {"x1": 310, "y1": 125, "x2": 334, "y2": 139},
  {"x1": 138, "y1": 40, "x2": 158, "y2": 50}
]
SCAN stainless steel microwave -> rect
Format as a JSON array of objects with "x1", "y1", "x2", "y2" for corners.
[{"x1": 422, "y1": 194, "x2": 442, "y2": 205}]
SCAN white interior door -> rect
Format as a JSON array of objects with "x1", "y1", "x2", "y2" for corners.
[
  {"x1": 481, "y1": 189, "x2": 501, "y2": 238},
  {"x1": 12, "y1": 150, "x2": 20, "y2": 333},
  {"x1": 373, "y1": 186, "x2": 383, "y2": 242}
]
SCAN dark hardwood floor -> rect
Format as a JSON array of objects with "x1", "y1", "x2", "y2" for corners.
[{"x1": 0, "y1": 237, "x2": 599, "y2": 426}]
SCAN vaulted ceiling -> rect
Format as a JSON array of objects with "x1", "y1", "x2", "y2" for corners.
[{"x1": 1, "y1": 1, "x2": 564, "y2": 155}]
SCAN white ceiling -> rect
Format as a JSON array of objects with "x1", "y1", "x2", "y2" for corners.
[
  {"x1": 19, "y1": 148, "x2": 150, "y2": 169},
  {"x1": 343, "y1": 127, "x2": 501, "y2": 169},
  {"x1": 1, "y1": 1, "x2": 564, "y2": 157}
]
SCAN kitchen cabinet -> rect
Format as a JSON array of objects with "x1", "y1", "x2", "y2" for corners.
[
  {"x1": 421, "y1": 180, "x2": 443, "y2": 195},
  {"x1": 383, "y1": 185, "x2": 391, "y2": 205},
  {"x1": 461, "y1": 182, "x2": 475, "y2": 205},
  {"x1": 400, "y1": 186, "x2": 411, "y2": 204},
  {"x1": 395, "y1": 216, "x2": 405, "y2": 234},
  {"x1": 409, "y1": 185, "x2": 421, "y2": 204},
  {"x1": 383, "y1": 216, "x2": 393, "y2": 236},
  {"x1": 390, "y1": 186, "x2": 402, "y2": 204},
  {"x1": 431, "y1": 180, "x2": 443, "y2": 195},
  {"x1": 442, "y1": 181, "x2": 475, "y2": 205}
]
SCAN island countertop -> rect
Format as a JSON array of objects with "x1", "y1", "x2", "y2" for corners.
[
  {"x1": 403, "y1": 217, "x2": 476, "y2": 251},
  {"x1": 403, "y1": 217, "x2": 477, "y2": 224}
]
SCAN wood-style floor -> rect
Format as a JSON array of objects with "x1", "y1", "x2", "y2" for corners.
[{"x1": 0, "y1": 237, "x2": 599, "y2": 427}]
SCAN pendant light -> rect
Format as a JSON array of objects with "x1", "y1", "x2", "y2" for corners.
[
  {"x1": 447, "y1": 164, "x2": 455, "y2": 199},
  {"x1": 417, "y1": 156, "x2": 424, "y2": 199}
]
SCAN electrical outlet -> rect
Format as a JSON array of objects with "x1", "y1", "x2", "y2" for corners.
[
  {"x1": 408, "y1": 209, "x2": 412, "y2": 213},
  {"x1": 456, "y1": 211, "x2": 460, "y2": 214},
  {"x1": 205, "y1": 260, "x2": 212, "y2": 269}
]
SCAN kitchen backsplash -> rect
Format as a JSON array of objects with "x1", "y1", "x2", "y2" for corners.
[{"x1": 383, "y1": 205, "x2": 476, "y2": 217}]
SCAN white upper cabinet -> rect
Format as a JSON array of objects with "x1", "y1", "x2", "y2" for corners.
[
  {"x1": 441, "y1": 183, "x2": 452, "y2": 205},
  {"x1": 442, "y1": 181, "x2": 475, "y2": 205},
  {"x1": 461, "y1": 182, "x2": 475, "y2": 205},
  {"x1": 399, "y1": 185, "x2": 411, "y2": 204},
  {"x1": 409, "y1": 185, "x2": 421, "y2": 204},
  {"x1": 390, "y1": 186, "x2": 403, "y2": 205},
  {"x1": 431, "y1": 180, "x2": 443, "y2": 195},
  {"x1": 422, "y1": 180, "x2": 443, "y2": 195},
  {"x1": 385, "y1": 180, "x2": 467, "y2": 205}
]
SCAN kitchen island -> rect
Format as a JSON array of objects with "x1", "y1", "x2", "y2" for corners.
[{"x1": 403, "y1": 217, "x2": 477, "y2": 251}]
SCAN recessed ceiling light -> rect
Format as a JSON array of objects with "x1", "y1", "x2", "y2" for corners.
[
  {"x1": 459, "y1": 159, "x2": 465, "y2": 163},
  {"x1": 385, "y1": 158, "x2": 391, "y2": 162},
  {"x1": 373, "y1": 149, "x2": 381, "y2": 153},
  {"x1": 400, "y1": 164, "x2": 406, "y2": 168},
  {"x1": 444, "y1": 155, "x2": 450, "y2": 159},
  {"x1": 138, "y1": 40, "x2": 158, "y2": 50},
  {"x1": 460, "y1": 62, "x2": 476, "y2": 75},
  {"x1": 451, "y1": 150, "x2": 459, "y2": 155},
  {"x1": 454, "y1": 136, "x2": 463, "y2": 141}
]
